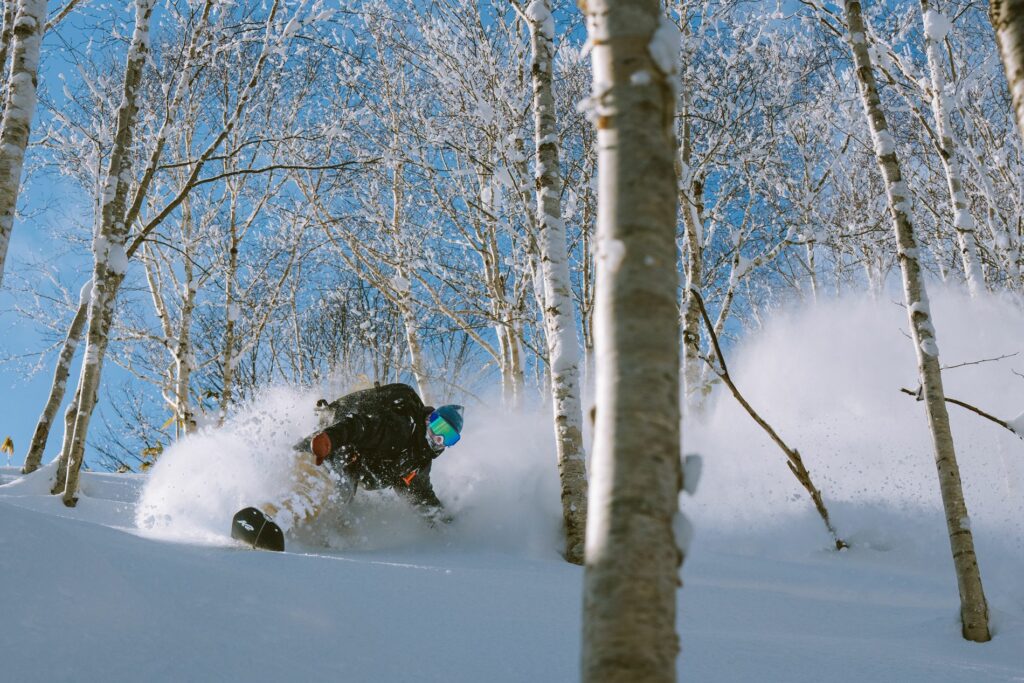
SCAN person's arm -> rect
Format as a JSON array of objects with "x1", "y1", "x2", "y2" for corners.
[{"x1": 395, "y1": 463, "x2": 450, "y2": 523}]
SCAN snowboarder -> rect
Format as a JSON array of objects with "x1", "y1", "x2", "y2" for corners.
[{"x1": 231, "y1": 382, "x2": 465, "y2": 551}]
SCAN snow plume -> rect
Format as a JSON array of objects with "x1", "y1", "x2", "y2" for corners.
[
  {"x1": 136, "y1": 386, "x2": 320, "y2": 544},
  {"x1": 135, "y1": 385, "x2": 565, "y2": 558},
  {"x1": 686, "y1": 286, "x2": 1024, "y2": 560},
  {"x1": 296, "y1": 405, "x2": 566, "y2": 558},
  {"x1": 430, "y1": 406, "x2": 564, "y2": 558}
]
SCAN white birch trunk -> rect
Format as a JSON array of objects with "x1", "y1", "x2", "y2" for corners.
[
  {"x1": 806, "y1": 239, "x2": 819, "y2": 301},
  {"x1": 991, "y1": 0, "x2": 1024, "y2": 150},
  {"x1": 0, "y1": 0, "x2": 45, "y2": 288},
  {"x1": 21, "y1": 280, "x2": 90, "y2": 474},
  {"x1": 174, "y1": 209, "x2": 197, "y2": 436},
  {"x1": 390, "y1": 159, "x2": 431, "y2": 403},
  {"x1": 219, "y1": 201, "x2": 241, "y2": 425},
  {"x1": 844, "y1": 0, "x2": 991, "y2": 643},
  {"x1": 526, "y1": 0, "x2": 588, "y2": 565},
  {"x1": 61, "y1": 0, "x2": 154, "y2": 505},
  {"x1": 581, "y1": 1, "x2": 684, "y2": 679},
  {"x1": 508, "y1": 316, "x2": 525, "y2": 408},
  {"x1": 398, "y1": 294, "x2": 430, "y2": 402},
  {"x1": 959, "y1": 138, "x2": 1022, "y2": 289},
  {"x1": 920, "y1": 0, "x2": 985, "y2": 296},
  {"x1": 0, "y1": 1, "x2": 16, "y2": 87},
  {"x1": 678, "y1": 38, "x2": 706, "y2": 412},
  {"x1": 680, "y1": 177, "x2": 705, "y2": 409},
  {"x1": 50, "y1": 385, "x2": 78, "y2": 493}
]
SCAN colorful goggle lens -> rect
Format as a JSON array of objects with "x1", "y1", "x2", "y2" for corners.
[{"x1": 428, "y1": 413, "x2": 460, "y2": 447}]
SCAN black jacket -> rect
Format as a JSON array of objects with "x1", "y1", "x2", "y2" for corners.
[{"x1": 302, "y1": 383, "x2": 443, "y2": 512}]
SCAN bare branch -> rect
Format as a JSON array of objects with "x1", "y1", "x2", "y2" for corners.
[
  {"x1": 899, "y1": 387, "x2": 1021, "y2": 439},
  {"x1": 942, "y1": 352, "x2": 1019, "y2": 371},
  {"x1": 44, "y1": 0, "x2": 84, "y2": 33},
  {"x1": 693, "y1": 288, "x2": 847, "y2": 549}
]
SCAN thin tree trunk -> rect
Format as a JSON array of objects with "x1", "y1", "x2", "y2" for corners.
[
  {"x1": 219, "y1": 189, "x2": 241, "y2": 425},
  {"x1": 678, "y1": 36, "x2": 706, "y2": 412},
  {"x1": 526, "y1": 0, "x2": 589, "y2": 566},
  {"x1": 21, "y1": 280, "x2": 90, "y2": 474},
  {"x1": 496, "y1": 321, "x2": 514, "y2": 406},
  {"x1": 991, "y1": 0, "x2": 1024, "y2": 149},
  {"x1": 0, "y1": 0, "x2": 45, "y2": 288},
  {"x1": 581, "y1": 1, "x2": 683, "y2": 680},
  {"x1": 806, "y1": 239, "x2": 819, "y2": 301},
  {"x1": 844, "y1": 0, "x2": 991, "y2": 643},
  {"x1": 920, "y1": 0, "x2": 985, "y2": 295},
  {"x1": 389, "y1": 159, "x2": 431, "y2": 403},
  {"x1": 50, "y1": 383, "x2": 80, "y2": 494},
  {"x1": 61, "y1": 0, "x2": 154, "y2": 505},
  {"x1": 399, "y1": 297, "x2": 429, "y2": 400},
  {"x1": 174, "y1": 204, "x2": 197, "y2": 436},
  {"x1": 508, "y1": 316, "x2": 525, "y2": 408},
  {"x1": 0, "y1": 1, "x2": 16, "y2": 86},
  {"x1": 959, "y1": 133, "x2": 1022, "y2": 288},
  {"x1": 680, "y1": 176, "x2": 704, "y2": 409}
]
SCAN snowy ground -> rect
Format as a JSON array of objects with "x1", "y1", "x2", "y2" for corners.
[{"x1": 2, "y1": 290, "x2": 1023, "y2": 681}]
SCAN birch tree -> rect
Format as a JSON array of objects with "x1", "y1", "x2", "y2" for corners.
[
  {"x1": 58, "y1": 0, "x2": 155, "y2": 504},
  {"x1": 991, "y1": 0, "x2": 1024, "y2": 149},
  {"x1": 581, "y1": 1, "x2": 683, "y2": 680},
  {"x1": 842, "y1": 0, "x2": 991, "y2": 643},
  {"x1": 0, "y1": 0, "x2": 45, "y2": 288},
  {"x1": 517, "y1": 0, "x2": 588, "y2": 565},
  {"x1": 918, "y1": 1, "x2": 985, "y2": 295},
  {"x1": 59, "y1": 0, "x2": 293, "y2": 500}
]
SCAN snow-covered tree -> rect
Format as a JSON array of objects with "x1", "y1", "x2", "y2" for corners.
[
  {"x1": 0, "y1": 0, "x2": 45, "y2": 288},
  {"x1": 58, "y1": 0, "x2": 157, "y2": 504},
  {"x1": 842, "y1": 0, "x2": 991, "y2": 643}
]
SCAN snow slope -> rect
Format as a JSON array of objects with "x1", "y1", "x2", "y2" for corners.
[{"x1": 2, "y1": 290, "x2": 1023, "y2": 682}]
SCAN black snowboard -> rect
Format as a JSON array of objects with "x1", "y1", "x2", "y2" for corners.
[{"x1": 231, "y1": 507, "x2": 285, "y2": 552}]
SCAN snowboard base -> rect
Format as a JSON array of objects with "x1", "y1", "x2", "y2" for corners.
[{"x1": 231, "y1": 507, "x2": 285, "y2": 552}]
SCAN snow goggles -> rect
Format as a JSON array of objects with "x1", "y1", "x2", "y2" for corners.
[{"x1": 428, "y1": 411, "x2": 460, "y2": 447}]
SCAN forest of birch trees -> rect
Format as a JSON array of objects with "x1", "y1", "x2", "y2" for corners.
[
  {"x1": 1, "y1": 0, "x2": 1023, "y2": 668},
  {"x1": 2, "y1": 0, "x2": 1017, "y2": 470}
]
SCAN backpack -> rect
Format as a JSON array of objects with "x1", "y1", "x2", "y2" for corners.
[{"x1": 316, "y1": 382, "x2": 426, "y2": 428}]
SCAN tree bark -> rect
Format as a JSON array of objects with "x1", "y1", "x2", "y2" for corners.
[
  {"x1": 581, "y1": 1, "x2": 683, "y2": 680},
  {"x1": 173, "y1": 203, "x2": 197, "y2": 436},
  {"x1": 0, "y1": 0, "x2": 45, "y2": 288},
  {"x1": 50, "y1": 383, "x2": 80, "y2": 494},
  {"x1": 991, "y1": 0, "x2": 1024, "y2": 149},
  {"x1": 219, "y1": 188, "x2": 241, "y2": 425},
  {"x1": 21, "y1": 280, "x2": 90, "y2": 474},
  {"x1": 0, "y1": 1, "x2": 16, "y2": 88},
  {"x1": 526, "y1": 0, "x2": 589, "y2": 566},
  {"x1": 843, "y1": 0, "x2": 991, "y2": 643}
]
